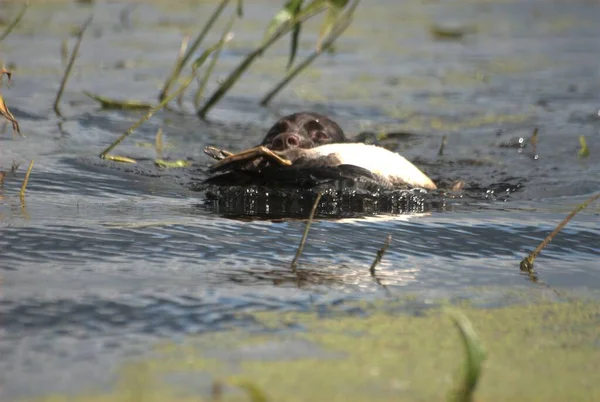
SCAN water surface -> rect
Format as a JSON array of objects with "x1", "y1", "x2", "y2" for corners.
[{"x1": 0, "y1": 0, "x2": 599, "y2": 399}]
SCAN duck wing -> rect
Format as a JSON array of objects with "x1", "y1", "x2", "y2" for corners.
[{"x1": 204, "y1": 162, "x2": 385, "y2": 189}]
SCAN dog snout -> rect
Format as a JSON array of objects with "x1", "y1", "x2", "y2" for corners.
[{"x1": 271, "y1": 132, "x2": 301, "y2": 151}]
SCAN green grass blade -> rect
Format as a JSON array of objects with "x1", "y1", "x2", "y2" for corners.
[
  {"x1": 578, "y1": 135, "x2": 590, "y2": 158},
  {"x1": 194, "y1": 15, "x2": 236, "y2": 109},
  {"x1": 84, "y1": 91, "x2": 153, "y2": 110},
  {"x1": 260, "y1": 0, "x2": 359, "y2": 105},
  {"x1": 53, "y1": 15, "x2": 93, "y2": 117},
  {"x1": 0, "y1": 2, "x2": 29, "y2": 44},
  {"x1": 99, "y1": 43, "x2": 222, "y2": 158},
  {"x1": 159, "y1": 0, "x2": 231, "y2": 101},
  {"x1": 198, "y1": 1, "x2": 328, "y2": 119},
  {"x1": 263, "y1": 0, "x2": 301, "y2": 41},
  {"x1": 447, "y1": 310, "x2": 486, "y2": 402},
  {"x1": 287, "y1": 0, "x2": 304, "y2": 69}
]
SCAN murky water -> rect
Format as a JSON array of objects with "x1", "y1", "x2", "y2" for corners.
[{"x1": 0, "y1": 0, "x2": 599, "y2": 400}]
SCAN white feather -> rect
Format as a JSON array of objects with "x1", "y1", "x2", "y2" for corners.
[{"x1": 305, "y1": 143, "x2": 437, "y2": 190}]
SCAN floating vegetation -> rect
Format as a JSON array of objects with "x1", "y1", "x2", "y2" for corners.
[
  {"x1": 291, "y1": 192, "x2": 323, "y2": 273},
  {"x1": 430, "y1": 23, "x2": 475, "y2": 41},
  {"x1": 578, "y1": 135, "x2": 589, "y2": 158},
  {"x1": 19, "y1": 159, "x2": 34, "y2": 200},
  {"x1": 233, "y1": 380, "x2": 270, "y2": 402},
  {"x1": 53, "y1": 15, "x2": 93, "y2": 116},
  {"x1": 154, "y1": 159, "x2": 191, "y2": 168},
  {"x1": 0, "y1": 1, "x2": 29, "y2": 44},
  {"x1": 103, "y1": 155, "x2": 137, "y2": 164},
  {"x1": 520, "y1": 192, "x2": 600, "y2": 275},
  {"x1": 83, "y1": 91, "x2": 153, "y2": 110},
  {"x1": 0, "y1": 68, "x2": 21, "y2": 136}
]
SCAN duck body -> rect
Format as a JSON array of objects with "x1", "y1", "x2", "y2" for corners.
[
  {"x1": 205, "y1": 142, "x2": 437, "y2": 190},
  {"x1": 289, "y1": 143, "x2": 437, "y2": 190}
]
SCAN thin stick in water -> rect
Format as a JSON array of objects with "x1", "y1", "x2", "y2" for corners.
[
  {"x1": 438, "y1": 135, "x2": 447, "y2": 157},
  {"x1": 520, "y1": 192, "x2": 600, "y2": 273},
  {"x1": 0, "y1": 2, "x2": 29, "y2": 44},
  {"x1": 369, "y1": 234, "x2": 392, "y2": 277},
  {"x1": 291, "y1": 192, "x2": 323, "y2": 273},
  {"x1": 53, "y1": 15, "x2": 93, "y2": 116},
  {"x1": 19, "y1": 159, "x2": 34, "y2": 199}
]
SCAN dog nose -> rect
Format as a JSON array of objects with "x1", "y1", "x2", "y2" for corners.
[{"x1": 271, "y1": 132, "x2": 301, "y2": 150}]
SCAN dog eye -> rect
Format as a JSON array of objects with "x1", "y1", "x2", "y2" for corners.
[
  {"x1": 304, "y1": 120, "x2": 323, "y2": 132},
  {"x1": 312, "y1": 131, "x2": 328, "y2": 141}
]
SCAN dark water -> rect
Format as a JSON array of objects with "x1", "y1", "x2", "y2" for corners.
[{"x1": 0, "y1": 0, "x2": 599, "y2": 399}]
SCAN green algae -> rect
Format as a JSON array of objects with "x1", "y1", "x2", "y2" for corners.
[{"x1": 21, "y1": 296, "x2": 600, "y2": 402}]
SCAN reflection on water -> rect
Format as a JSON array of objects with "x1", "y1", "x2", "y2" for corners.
[{"x1": 1, "y1": 0, "x2": 600, "y2": 399}]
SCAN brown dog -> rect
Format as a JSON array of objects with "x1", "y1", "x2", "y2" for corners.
[{"x1": 260, "y1": 112, "x2": 347, "y2": 151}]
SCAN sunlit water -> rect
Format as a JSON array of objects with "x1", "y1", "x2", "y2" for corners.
[{"x1": 0, "y1": 0, "x2": 599, "y2": 399}]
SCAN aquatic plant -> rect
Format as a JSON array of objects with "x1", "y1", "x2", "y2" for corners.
[
  {"x1": 99, "y1": 36, "x2": 233, "y2": 159},
  {"x1": 0, "y1": 1, "x2": 28, "y2": 44},
  {"x1": 520, "y1": 192, "x2": 600, "y2": 276},
  {"x1": 19, "y1": 159, "x2": 34, "y2": 201},
  {"x1": 578, "y1": 135, "x2": 589, "y2": 158},
  {"x1": 53, "y1": 15, "x2": 92, "y2": 117},
  {"x1": 447, "y1": 310, "x2": 486, "y2": 402},
  {"x1": 86, "y1": 1, "x2": 360, "y2": 156},
  {"x1": 291, "y1": 192, "x2": 323, "y2": 273},
  {"x1": 0, "y1": 68, "x2": 20, "y2": 136}
]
